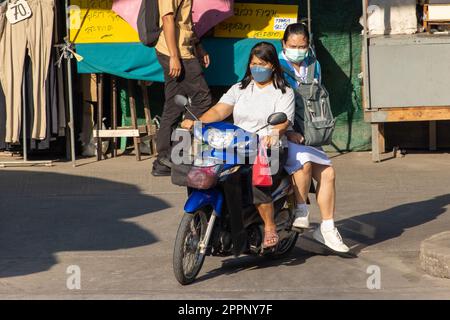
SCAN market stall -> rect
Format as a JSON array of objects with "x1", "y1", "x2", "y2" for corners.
[
  {"x1": 361, "y1": 0, "x2": 450, "y2": 162},
  {"x1": 0, "y1": 0, "x2": 76, "y2": 167},
  {"x1": 0, "y1": 0, "x2": 371, "y2": 167},
  {"x1": 70, "y1": 0, "x2": 298, "y2": 85},
  {"x1": 68, "y1": 0, "x2": 301, "y2": 164}
]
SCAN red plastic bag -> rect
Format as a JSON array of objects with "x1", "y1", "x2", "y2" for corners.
[
  {"x1": 252, "y1": 144, "x2": 273, "y2": 187},
  {"x1": 187, "y1": 165, "x2": 220, "y2": 189}
]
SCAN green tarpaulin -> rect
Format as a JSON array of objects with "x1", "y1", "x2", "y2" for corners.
[{"x1": 307, "y1": 0, "x2": 371, "y2": 151}]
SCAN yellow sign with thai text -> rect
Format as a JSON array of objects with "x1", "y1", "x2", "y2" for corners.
[
  {"x1": 69, "y1": 0, "x2": 139, "y2": 44},
  {"x1": 214, "y1": 3, "x2": 299, "y2": 39}
]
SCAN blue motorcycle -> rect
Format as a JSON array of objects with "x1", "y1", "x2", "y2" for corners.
[{"x1": 172, "y1": 95, "x2": 300, "y2": 285}]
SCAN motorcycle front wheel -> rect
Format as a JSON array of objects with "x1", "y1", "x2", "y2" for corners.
[{"x1": 173, "y1": 209, "x2": 209, "y2": 285}]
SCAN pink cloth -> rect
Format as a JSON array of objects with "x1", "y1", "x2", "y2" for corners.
[
  {"x1": 192, "y1": 0, "x2": 234, "y2": 37},
  {"x1": 112, "y1": 0, "x2": 141, "y2": 32},
  {"x1": 112, "y1": 0, "x2": 234, "y2": 37}
]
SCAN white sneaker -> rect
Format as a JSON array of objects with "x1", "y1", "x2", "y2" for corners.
[
  {"x1": 313, "y1": 226, "x2": 350, "y2": 253},
  {"x1": 292, "y1": 206, "x2": 310, "y2": 229}
]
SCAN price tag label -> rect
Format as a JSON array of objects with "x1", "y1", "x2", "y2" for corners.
[
  {"x1": 6, "y1": 0, "x2": 32, "y2": 25},
  {"x1": 273, "y1": 18, "x2": 298, "y2": 31}
]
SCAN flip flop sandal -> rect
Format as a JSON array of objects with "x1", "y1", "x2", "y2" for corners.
[{"x1": 262, "y1": 230, "x2": 279, "y2": 249}]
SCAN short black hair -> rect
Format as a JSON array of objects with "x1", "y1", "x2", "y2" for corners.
[{"x1": 283, "y1": 22, "x2": 310, "y2": 43}]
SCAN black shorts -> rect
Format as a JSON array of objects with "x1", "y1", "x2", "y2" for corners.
[{"x1": 252, "y1": 147, "x2": 288, "y2": 205}]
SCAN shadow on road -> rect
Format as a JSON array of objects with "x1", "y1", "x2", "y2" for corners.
[
  {"x1": 195, "y1": 194, "x2": 450, "y2": 283},
  {"x1": 0, "y1": 171, "x2": 170, "y2": 278},
  {"x1": 336, "y1": 193, "x2": 450, "y2": 255}
]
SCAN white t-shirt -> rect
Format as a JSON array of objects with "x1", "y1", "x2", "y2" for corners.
[{"x1": 219, "y1": 81, "x2": 295, "y2": 143}]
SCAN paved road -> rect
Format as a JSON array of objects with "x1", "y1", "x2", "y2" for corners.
[{"x1": 0, "y1": 152, "x2": 449, "y2": 299}]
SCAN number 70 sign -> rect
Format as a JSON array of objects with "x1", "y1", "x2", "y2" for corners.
[{"x1": 6, "y1": 0, "x2": 33, "y2": 25}]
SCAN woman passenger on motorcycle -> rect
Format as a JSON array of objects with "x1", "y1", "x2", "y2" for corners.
[
  {"x1": 280, "y1": 23, "x2": 349, "y2": 253},
  {"x1": 182, "y1": 42, "x2": 295, "y2": 249}
]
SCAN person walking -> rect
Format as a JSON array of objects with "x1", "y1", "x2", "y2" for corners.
[{"x1": 152, "y1": 0, "x2": 213, "y2": 176}]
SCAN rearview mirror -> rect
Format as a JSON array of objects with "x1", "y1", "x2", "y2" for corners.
[
  {"x1": 267, "y1": 112, "x2": 287, "y2": 126},
  {"x1": 174, "y1": 95, "x2": 189, "y2": 107}
]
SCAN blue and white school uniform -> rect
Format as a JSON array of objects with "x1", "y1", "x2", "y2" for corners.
[{"x1": 279, "y1": 51, "x2": 332, "y2": 175}]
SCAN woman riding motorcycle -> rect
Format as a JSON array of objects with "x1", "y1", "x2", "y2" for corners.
[{"x1": 181, "y1": 41, "x2": 295, "y2": 249}]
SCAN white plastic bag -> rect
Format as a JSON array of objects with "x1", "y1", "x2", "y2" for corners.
[{"x1": 80, "y1": 118, "x2": 110, "y2": 157}]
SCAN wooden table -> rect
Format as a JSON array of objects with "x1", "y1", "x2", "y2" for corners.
[{"x1": 365, "y1": 107, "x2": 450, "y2": 162}]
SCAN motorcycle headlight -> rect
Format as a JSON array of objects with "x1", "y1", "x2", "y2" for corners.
[
  {"x1": 194, "y1": 156, "x2": 221, "y2": 167},
  {"x1": 206, "y1": 129, "x2": 235, "y2": 149}
]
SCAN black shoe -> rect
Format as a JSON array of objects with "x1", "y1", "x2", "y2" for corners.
[
  {"x1": 151, "y1": 159, "x2": 171, "y2": 177},
  {"x1": 158, "y1": 156, "x2": 173, "y2": 169}
]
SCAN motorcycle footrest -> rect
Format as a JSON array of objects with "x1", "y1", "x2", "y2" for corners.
[{"x1": 291, "y1": 226, "x2": 305, "y2": 234}]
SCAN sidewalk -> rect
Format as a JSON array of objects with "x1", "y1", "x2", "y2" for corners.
[{"x1": 0, "y1": 152, "x2": 449, "y2": 299}]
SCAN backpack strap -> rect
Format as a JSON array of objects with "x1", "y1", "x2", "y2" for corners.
[
  {"x1": 175, "y1": 0, "x2": 185, "y2": 20},
  {"x1": 282, "y1": 59, "x2": 317, "y2": 85},
  {"x1": 282, "y1": 65, "x2": 315, "y2": 101},
  {"x1": 282, "y1": 66, "x2": 301, "y2": 83},
  {"x1": 305, "y1": 57, "x2": 317, "y2": 84}
]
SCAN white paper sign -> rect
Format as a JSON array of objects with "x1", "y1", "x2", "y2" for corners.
[
  {"x1": 6, "y1": 0, "x2": 32, "y2": 25},
  {"x1": 273, "y1": 17, "x2": 297, "y2": 31}
]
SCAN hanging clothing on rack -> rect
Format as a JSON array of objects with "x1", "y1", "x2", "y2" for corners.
[
  {"x1": 0, "y1": 1, "x2": 6, "y2": 41},
  {"x1": 26, "y1": 51, "x2": 61, "y2": 150},
  {"x1": 53, "y1": 0, "x2": 67, "y2": 138},
  {"x1": 0, "y1": 0, "x2": 6, "y2": 150},
  {"x1": 0, "y1": 82, "x2": 5, "y2": 150},
  {"x1": 22, "y1": 55, "x2": 48, "y2": 150},
  {"x1": 0, "y1": 0, "x2": 55, "y2": 143},
  {"x1": 56, "y1": 52, "x2": 67, "y2": 137},
  {"x1": 48, "y1": 51, "x2": 58, "y2": 137}
]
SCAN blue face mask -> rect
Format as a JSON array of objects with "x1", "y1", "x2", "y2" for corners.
[{"x1": 250, "y1": 66, "x2": 273, "y2": 83}]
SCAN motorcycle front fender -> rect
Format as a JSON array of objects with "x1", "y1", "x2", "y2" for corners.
[{"x1": 184, "y1": 188, "x2": 224, "y2": 216}]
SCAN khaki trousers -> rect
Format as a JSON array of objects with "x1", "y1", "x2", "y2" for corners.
[{"x1": 0, "y1": 0, "x2": 55, "y2": 143}]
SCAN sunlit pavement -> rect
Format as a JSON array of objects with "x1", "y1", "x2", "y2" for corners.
[{"x1": 0, "y1": 152, "x2": 449, "y2": 299}]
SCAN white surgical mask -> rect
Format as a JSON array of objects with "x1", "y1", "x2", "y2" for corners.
[{"x1": 285, "y1": 48, "x2": 308, "y2": 64}]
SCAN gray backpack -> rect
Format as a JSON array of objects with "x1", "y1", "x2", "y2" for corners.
[{"x1": 283, "y1": 61, "x2": 336, "y2": 147}]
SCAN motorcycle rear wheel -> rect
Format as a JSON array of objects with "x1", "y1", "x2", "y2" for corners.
[{"x1": 173, "y1": 209, "x2": 209, "y2": 285}]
